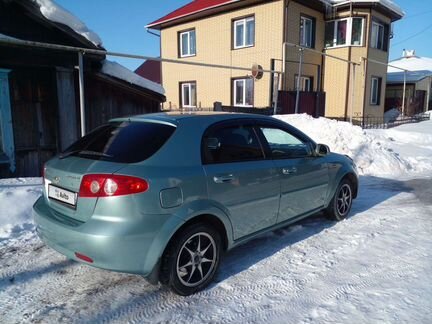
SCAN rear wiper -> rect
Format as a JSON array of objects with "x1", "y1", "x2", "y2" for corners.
[{"x1": 59, "y1": 150, "x2": 113, "y2": 159}]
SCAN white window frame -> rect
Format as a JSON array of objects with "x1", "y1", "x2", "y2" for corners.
[
  {"x1": 300, "y1": 16, "x2": 314, "y2": 48},
  {"x1": 233, "y1": 16, "x2": 255, "y2": 49},
  {"x1": 325, "y1": 17, "x2": 364, "y2": 48},
  {"x1": 181, "y1": 82, "x2": 196, "y2": 108},
  {"x1": 370, "y1": 77, "x2": 381, "y2": 105},
  {"x1": 351, "y1": 17, "x2": 364, "y2": 46},
  {"x1": 179, "y1": 29, "x2": 196, "y2": 57},
  {"x1": 233, "y1": 78, "x2": 254, "y2": 107},
  {"x1": 371, "y1": 21, "x2": 385, "y2": 50},
  {"x1": 295, "y1": 75, "x2": 313, "y2": 92}
]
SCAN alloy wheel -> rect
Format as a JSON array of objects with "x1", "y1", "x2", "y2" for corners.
[
  {"x1": 176, "y1": 232, "x2": 217, "y2": 287},
  {"x1": 336, "y1": 183, "x2": 352, "y2": 216}
]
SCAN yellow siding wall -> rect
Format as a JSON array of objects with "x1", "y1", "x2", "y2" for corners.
[
  {"x1": 323, "y1": 9, "x2": 370, "y2": 118},
  {"x1": 283, "y1": 1, "x2": 325, "y2": 91},
  {"x1": 415, "y1": 78, "x2": 432, "y2": 111},
  {"x1": 159, "y1": 1, "x2": 396, "y2": 118},
  {"x1": 322, "y1": 8, "x2": 392, "y2": 118},
  {"x1": 363, "y1": 10, "x2": 391, "y2": 117},
  {"x1": 161, "y1": 1, "x2": 284, "y2": 109}
]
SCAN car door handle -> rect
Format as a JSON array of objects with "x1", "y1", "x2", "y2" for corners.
[
  {"x1": 282, "y1": 167, "x2": 297, "y2": 175},
  {"x1": 213, "y1": 174, "x2": 235, "y2": 184}
]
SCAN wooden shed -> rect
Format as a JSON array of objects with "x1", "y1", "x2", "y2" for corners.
[{"x1": 0, "y1": 0, "x2": 165, "y2": 178}]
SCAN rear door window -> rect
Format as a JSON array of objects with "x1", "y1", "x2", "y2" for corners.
[
  {"x1": 61, "y1": 121, "x2": 176, "y2": 163},
  {"x1": 202, "y1": 124, "x2": 265, "y2": 164}
]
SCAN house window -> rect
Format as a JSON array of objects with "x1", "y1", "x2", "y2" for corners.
[
  {"x1": 300, "y1": 16, "x2": 315, "y2": 48},
  {"x1": 179, "y1": 29, "x2": 196, "y2": 57},
  {"x1": 233, "y1": 78, "x2": 254, "y2": 107},
  {"x1": 295, "y1": 76, "x2": 313, "y2": 92},
  {"x1": 233, "y1": 16, "x2": 255, "y2": 49},
  {"x1": 370, "y1": 77, "x2": 382, "y2": 105},
  {"x1": 371, "y1": 21, "x2": 388, "y2": 51},
  {"x1": 351, "y1": 18, "x2": 364, "y2": 45},
  {"x1": 180, "y1": 82, "x2": 197, "y2": 108},
  {"x1": 325, "y1": 17, "x2": 364, "y2": 47}
]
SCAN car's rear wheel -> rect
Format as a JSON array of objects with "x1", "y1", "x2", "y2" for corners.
[
  {"x1": 326, "y1": 178, "x2": 353, "y2": 221},
  {"x1": 160, "y1": 223, "x2": 221, "y2": 296}
]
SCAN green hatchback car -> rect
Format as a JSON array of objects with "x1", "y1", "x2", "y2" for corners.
[{"x1": 33, "y1": 112, "x2": 358, "y2": 295}]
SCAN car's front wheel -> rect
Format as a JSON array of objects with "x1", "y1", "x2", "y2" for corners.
[
  {"x1": 161, "y1": 223, "x2": 221, "y2": 296},
  {"x1": 326, "y1": 178, "x2": 354, "y2": 221}
]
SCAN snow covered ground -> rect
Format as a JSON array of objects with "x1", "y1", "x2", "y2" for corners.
[{"x1": 0, "y1": 115, "x2": 431, "y2": 323}]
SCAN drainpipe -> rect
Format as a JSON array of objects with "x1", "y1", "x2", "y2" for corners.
[
  {"x1": 426, "y1": 76, "x2": 431, "y2": 112},
  {"x1": 282, "y1": 43, "x2": 287, "y2": 90},
  {"x1": 295, "y1": 48, "x2": 304, "y2": 114},
  {"x1": 349, "y1": 63, "x2": 356, "y2": 124},
  {"x1": 78, "y1": 51, "x2": 86, "y2": 136},
  {"x1": 402, "y1": 70, "x2": 406, "y2": 115}
]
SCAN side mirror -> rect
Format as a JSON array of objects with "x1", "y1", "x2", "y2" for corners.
[{"x1": 315, "y1": 144, "x2": 330, "y2": 156}]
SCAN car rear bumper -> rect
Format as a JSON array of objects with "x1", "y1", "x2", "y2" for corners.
[{"x1": 32, "y1": 196, "x2": 181, "y2": 277}]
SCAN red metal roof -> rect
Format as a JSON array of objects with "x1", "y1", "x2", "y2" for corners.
[
  {"x1": 146, "y1": 0, "x2": 238, "y2": 29},
  {"x1": 135, "y1": 60, "x2": 162, "y2": 85}
]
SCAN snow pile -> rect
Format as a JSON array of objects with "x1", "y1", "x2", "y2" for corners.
[
  {"x1": 34, "y1": 0, "x2": 102, "y2": 46},
  {"x1": 274, "y1": 114, "x2": 432, "y2": 177},
  {"x1": 384, "y1": 108, "x2": 400, "y2": 123},
  {"x1": 101, "y1": 60, "x2": 165, "y2": 95},
  {"x1": 0, "y1": 178, "x2": 42, "y2": 239}
]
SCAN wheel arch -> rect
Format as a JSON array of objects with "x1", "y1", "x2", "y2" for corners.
[
  {"x1": 144, "y1": 205, "x2": 233, "y2": 285},
  {"x1": 342, "y1": 172, "x2": 359, "y2": 198},
  {"x1": 170, "y1": 214, "x2": 230, "y2": 251}
]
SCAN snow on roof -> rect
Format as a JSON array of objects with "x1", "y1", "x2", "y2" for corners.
[
  {"x1": 147, "y1": 0, "x2": 403, "y2": 29},
  {"x1": 388, "y1": 56, "x2": 432, "y2": 73},
  {"x1": 329, "y1": 0, "x2": 404, "y2": 17},
  {"x1": 101, "y1": 60, "x2": 165, "y2": 96},
  {"x1": 33, "y1": 0, "x2": 103, "y2": 47}
]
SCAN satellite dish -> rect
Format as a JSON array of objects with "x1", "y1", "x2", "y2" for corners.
[{"x1": 251, "y1": 64, "x2": 264, "y2": 80}]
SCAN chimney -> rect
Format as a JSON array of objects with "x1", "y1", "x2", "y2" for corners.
[{"x1": 403, "y1": 49, "x2": 416, "y2": 58}]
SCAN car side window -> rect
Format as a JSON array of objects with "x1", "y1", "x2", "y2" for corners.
[
  {"x1": 259, "y1": 127, "x2": 311, "y2": 158},
  {"x1": 202, "y1": 125, "x2": 264, "y2": 164}
]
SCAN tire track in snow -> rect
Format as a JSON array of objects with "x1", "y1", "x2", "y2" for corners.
[
  {"x1": 93, "y1": 212, "x2": 389, "y2": 324},
  {"x1": 225, "y1": 255, "x2": 420, "y2": 324},
  {"x1": 0, "y1": 232, "x2": 50, "y2": 284}
]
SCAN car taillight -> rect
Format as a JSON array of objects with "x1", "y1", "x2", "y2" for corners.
[{"x1": 78, "y1": 174, "x2": 149, "y2": 198}]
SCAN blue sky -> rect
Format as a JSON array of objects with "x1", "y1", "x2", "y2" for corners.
[{"x1": 56, "y1": 0, "x2": 432, "y2": 70}]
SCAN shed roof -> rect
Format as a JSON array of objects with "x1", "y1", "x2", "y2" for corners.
[{"x1": 387, "y1": 70, "x2": 432, "y2": 84}]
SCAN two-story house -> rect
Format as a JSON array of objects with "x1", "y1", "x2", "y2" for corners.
[{"x1": 147, "y1": 0, "x2": 403, "y2": 119}]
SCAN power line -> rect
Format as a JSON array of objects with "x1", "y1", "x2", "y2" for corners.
[
  {"x1": 391, "y1": 22, "x2": 432, "y2": 47},
  {"x1": 401, "y1": 9, "x2": 432, "y2": 20}
]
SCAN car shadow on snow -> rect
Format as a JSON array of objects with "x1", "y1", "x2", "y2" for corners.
[
  {"x1": 0, "y1": 258, "x2": 73, "y2": 290},
  {"x1": 213, "y1": 175, "x2": 414, "y2": 284},
  {"x1": 83, "y1": 175, "x2": 415, "y2": 323}
]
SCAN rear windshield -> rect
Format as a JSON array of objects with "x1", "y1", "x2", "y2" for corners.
[{"x1": 61, "y1": 121, "x2": 176, "y2": 163}]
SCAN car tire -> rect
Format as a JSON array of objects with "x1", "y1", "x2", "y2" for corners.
[
  {"x1": 160, "y1": 223, "x2": 222, "y2": 296},
  {"x1": 326, "y1": 178, "x2": 354, "y2": 221}
]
